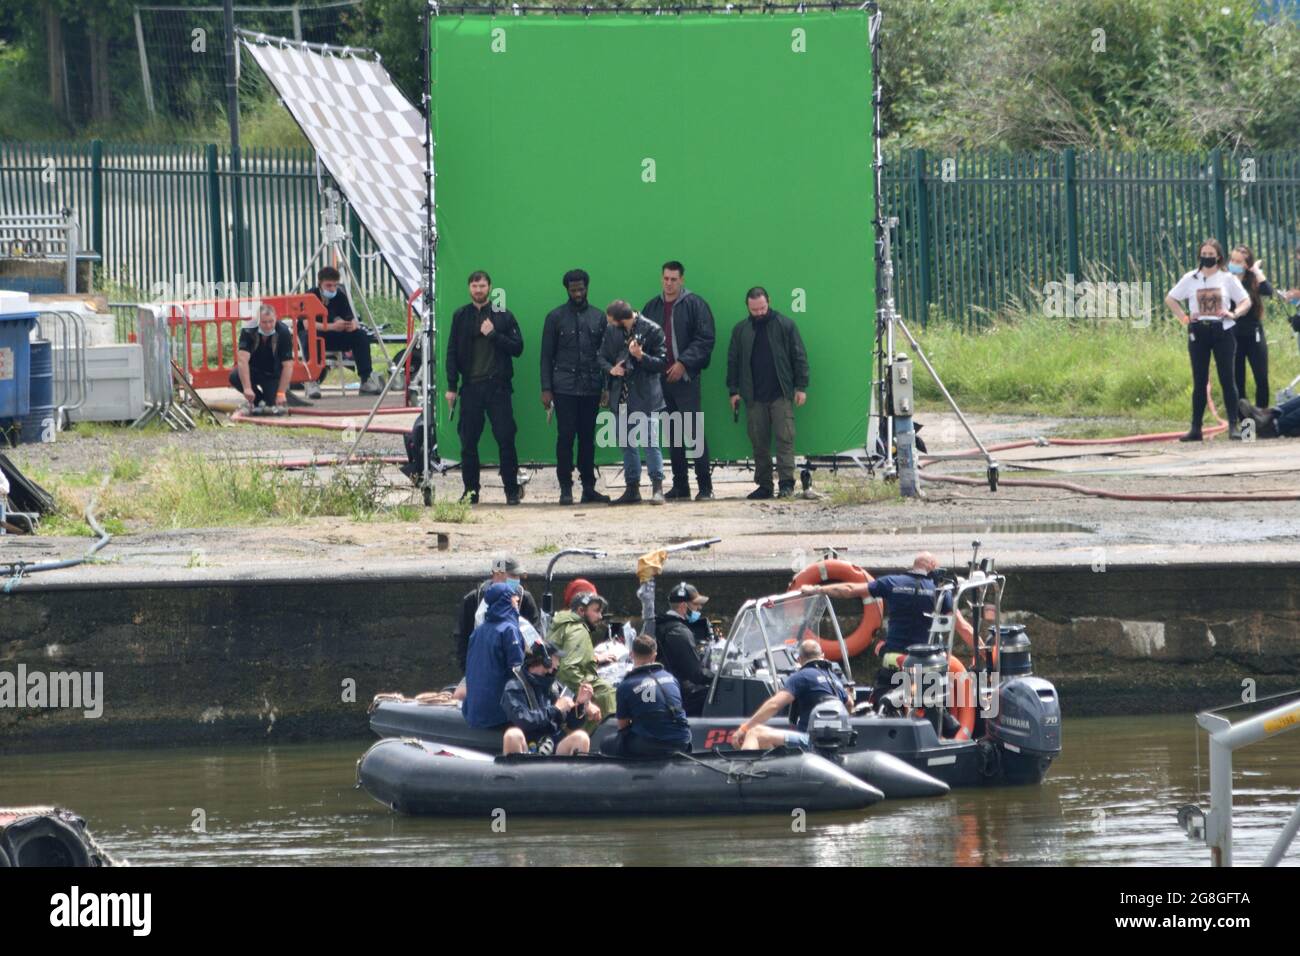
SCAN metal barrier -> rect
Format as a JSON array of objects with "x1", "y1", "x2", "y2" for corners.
[
  {"x1": 133, "y1": 304, "x2": 193, "y2": 431},
  {"x1": 35, "y1": 311, "x2": 88, "y2": 428},
  {"x1": 163, "y1": 294, "x2": 326, "y2": 390},
  {"x1": 1185, "y1": 694, "x2": 1300, "y2": 866}
]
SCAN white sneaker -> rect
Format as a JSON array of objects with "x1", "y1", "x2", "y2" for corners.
[
  {"x1": 359, "y1": 373, "x2": 385, "y2": 395},
  {"x1": 304, "y1": 381, "x2": 322, "y2": 400}
]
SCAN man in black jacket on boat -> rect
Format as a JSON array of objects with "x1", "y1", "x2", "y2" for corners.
[
  {"x1": 653, "y1": 582, "x2": 715, "y2": 717},
  {"x1": 501, "y1": 641, "x2": 594, "y2": 756}
]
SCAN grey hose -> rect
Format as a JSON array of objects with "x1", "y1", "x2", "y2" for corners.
[{"x1": 3, "y1": 475, "x2": 113, "y2": 593}]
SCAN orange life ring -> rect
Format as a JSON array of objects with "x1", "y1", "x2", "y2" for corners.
[{"x1": 788, "y1": 559, "x2": 883, "y2": 661}]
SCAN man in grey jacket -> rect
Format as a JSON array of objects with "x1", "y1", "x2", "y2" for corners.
[
  {"x1": 599, "y1": 300, "x2": 668, "y2": 505},
  {"x1": 641, "y1": 261, "x2": 716, "y2": 501},
  {"x1": 540, "y1": 269, "x2": 610, "y2": 505},
  {"x1": 726, "y1": 287, "x2": 810, "y2": 499}
]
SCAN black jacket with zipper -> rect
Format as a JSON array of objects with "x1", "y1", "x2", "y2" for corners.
[
  {"x1": 599, "y1": 313, "x2": 668, "y2": 413},
  {"x1": 641, "y1": 288, "x2": 716, "y2": 379},
  {"x1": 445, "y1": 302, "x2": 524, "y2": 392},
  {"x1": 540, "y1": 300, "x2": 606, "y2": 396},
  {"x1": 726, "y1": 309, "x2": 810, "y2": 404}
]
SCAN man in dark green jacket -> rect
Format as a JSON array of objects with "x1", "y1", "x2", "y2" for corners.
[{"x1": 726, "y1": 287, "x2": 809, "y2": 499}]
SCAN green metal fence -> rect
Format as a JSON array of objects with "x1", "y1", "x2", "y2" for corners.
[
  {"x1": 881, "y1": 148, "x2": 1300, "y2": 326},
  {"x1": 0, "y1": 139, "x2": 403, "y2": 315},
  {"x1": 5, "y1": 141, "x2": 1300, "y2": 331}
]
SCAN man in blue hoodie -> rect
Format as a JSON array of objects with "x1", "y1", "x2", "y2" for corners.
[{"x1": 463, "y1": 582, "x2": 528, "y2": 729}]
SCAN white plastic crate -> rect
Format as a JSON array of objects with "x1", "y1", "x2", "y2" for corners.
[{"x1": 55, "y1": 343, "x2": 146, "y2": 423}]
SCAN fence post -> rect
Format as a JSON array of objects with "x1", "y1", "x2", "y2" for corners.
[
  {"x1": 90, "y1": 139, "x2": 104, "y2": 256},
  {"x1": 1211, "y1": 148, "x2": 1228, "y2": 249},
  {"x1": 206, "y1": 144, "x2": 225, "y2": 283},
  {"x1": 913, "y1": 148, "x2": 931, "y2": 321},
  {"x1": 1063, "y1": 148, "x2": 1080, "y2": 281}
]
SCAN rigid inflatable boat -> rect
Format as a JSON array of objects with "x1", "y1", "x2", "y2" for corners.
[{"x1": 357, "y1": 737, "x2": 884, "y2": 816}]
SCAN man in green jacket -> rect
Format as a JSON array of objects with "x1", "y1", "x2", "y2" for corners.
[
  {"x1": 726, "y1": 287, "x2": 810, "y2": 499},
  {"x1": 546, "y1": 590, "x2": 617, "y2": 732}
]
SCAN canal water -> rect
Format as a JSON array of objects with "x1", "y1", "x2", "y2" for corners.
[{"x1": 2, "y1": 715, "x2": 1295, "y2": 866}]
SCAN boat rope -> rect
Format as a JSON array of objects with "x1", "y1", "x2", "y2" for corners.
[{"x1": 673, "y1": 749, "x2": 771, "y2": 784}]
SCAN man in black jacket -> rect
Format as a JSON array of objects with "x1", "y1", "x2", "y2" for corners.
[
  {"x1": 642, "y1": 261, "x2": 716, "y2": 501},
  {"x1": 230, "y1": 304, "x2": 294, "y2": 410},
  {"x1": 599, "y1": 300, "x2": 668, "y2": 505},
  {"x1": 444, "y1": 271, "x2": 525, "y2": 505},
  {"x1": 727, "y1": 287, "x2": 810, "y2": 499},
  {"x1": 303, "y1": 266, "x2": 382, "y2": 398},
  {"x1": 501, "y1": 641, "x2": 594, "y2": 756},
  {"x1": 654, "y1": 582, "x2": 715, "y2": 717},
  {"x1": 540, "y1": 269, "x2": 610, "y2": 505},
  {"x1": 455, "y1": 554, "x2": 541, "y2": 674}
]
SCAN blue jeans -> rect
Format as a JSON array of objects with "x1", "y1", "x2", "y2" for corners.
[{"x1": 620, "y1": 410, "x2": 664, "y2": 485}]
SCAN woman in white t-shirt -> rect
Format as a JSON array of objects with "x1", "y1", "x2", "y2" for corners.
[{"x1": 1165, "y1": 238, "x2": 1251, "y2": 441}]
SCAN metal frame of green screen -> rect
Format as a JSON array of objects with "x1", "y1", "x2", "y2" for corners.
[{"x1": 418, "y1": 2, "x2": 886, "y2": 500}]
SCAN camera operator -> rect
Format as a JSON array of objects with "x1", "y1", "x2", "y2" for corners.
[{"x1": 599, "y1": 300, "x2": 668, "y2": 505}]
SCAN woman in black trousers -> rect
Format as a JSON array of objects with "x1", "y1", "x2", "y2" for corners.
[
  {"x1": 1164, "y1": 239, "x2": 1251, "y2": 441},
  {"x1": 1227, "y1": 245, "x2": 1273, "y2": 409}
]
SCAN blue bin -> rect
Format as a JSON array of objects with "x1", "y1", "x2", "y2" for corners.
[
  {"x1": 18, "y1": 339, "x2": 57, "y2": 444},
  {"x1": 0, "y1": 310, "x2": 37, "y2": 419}
]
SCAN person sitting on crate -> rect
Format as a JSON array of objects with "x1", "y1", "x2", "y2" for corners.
[
  {"x1": 500, "y1": 640, "x2": 594, "y2": 756},
  {"x1": 230, "y1": 304, "x2": 294, "y2": 413},
  {"x1": 301, "y1": 266, "x2": 383, "y2": 398}
]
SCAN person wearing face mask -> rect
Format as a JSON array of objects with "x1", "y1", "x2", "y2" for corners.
[
  {"x1": 1226, "y1": 245, "x2": 1274, "y2": 411},
  {"x1": 303, "y1": 266, "x2": 383, "y2": 398},
  {"x1": 539, "y1": 269, "x2": 610, "y2": 505},
  {"x1": 454, "y1": 555, "x2": 541, "y2": 675},
  {"x1": 1165, "y1": 239, "x2": 1250, "y2": 441},
  {"x1": 652, "y1": 582, "x2": 716, "y2": 716},
  {"x1": 230, "y1": 304, "x2": 294, "y2": 411}
]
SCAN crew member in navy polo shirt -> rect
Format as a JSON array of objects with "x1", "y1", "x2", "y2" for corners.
[
  {"x1": 599, "y1": 634, "x2": 692, "y2": 758},
  {"x1": 735, "y1": 639, "x2": 852, "y2": 750},
  {"x1": 800, "y1": 552, "x2": 974, "y2": 671}
]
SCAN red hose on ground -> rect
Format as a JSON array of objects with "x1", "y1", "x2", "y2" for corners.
[
  {"x1": 918, "y1": 385, "x2": 1300, "y2": 502},
  {"x1": 285, "y1": 406, "x2": 419, "y2": 417}
]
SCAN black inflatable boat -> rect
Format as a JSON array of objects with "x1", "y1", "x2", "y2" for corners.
[
  {"x1": 369, "y1": 699, "x2": 951, "y2": 798},
  {"x1": 357, "y1": 737, "x2": 884, "y2": 816},
  {"x1": 0, "y1": 807, "x2": 116, "y2": 867}
]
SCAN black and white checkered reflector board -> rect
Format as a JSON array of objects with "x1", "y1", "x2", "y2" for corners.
[{"x1": 242, "y1": 36, "x2": 427, "y2": 300}]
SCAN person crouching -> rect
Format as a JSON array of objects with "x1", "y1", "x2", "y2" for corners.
[{"x1": 501, "y1": 641, "x2": 593, "y2": 756}]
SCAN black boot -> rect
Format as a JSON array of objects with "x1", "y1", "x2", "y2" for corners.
[
  {"x1": 663, "y1": 484, "x2": 692, "y2": 500},
  {"x1": 558, "y1": 482, "x2": 574, "y2": 506},
  {"x1": 1178, "y1": 430, "x2": 1203, "y2": 442},
  {"x1": 650, "y1": 479, "x2": 665, "y2": 505},
  {"x1": 580, "y1": 484, "x2": 610, "y2": 504},
  {"x1": 747, "y1": 485, "x2": 774, "y2": 500},
  {"x1": 610, "y1": 484, "x2": 641, "y2": 505}
]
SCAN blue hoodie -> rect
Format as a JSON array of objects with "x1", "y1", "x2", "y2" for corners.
[{"x1": 464, "y1": 583, "x2": 527, "y2": 728}]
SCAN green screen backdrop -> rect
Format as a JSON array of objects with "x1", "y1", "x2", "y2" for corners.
[{"x1": 431, "y1": 10, "x2": 876, "y2": 465}]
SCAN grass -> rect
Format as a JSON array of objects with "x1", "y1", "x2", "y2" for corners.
[
  {"x1": 909, "y1": 313, "x2": 1300, "y2": 425},
  {"x1": 821, "y1": 475, "x2": 903, "y2": 507},
  {"x1": 28, "y1": 451, "x2": 475, "y2": 536}
]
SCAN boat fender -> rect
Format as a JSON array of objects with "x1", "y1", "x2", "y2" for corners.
[{"x1": 1, "y1": 814, "x2": 93, "y2": 868}]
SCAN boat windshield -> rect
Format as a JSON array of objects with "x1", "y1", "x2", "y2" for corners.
[{"x1": 719, "y1": 591, "x2": 845, "y2": 677}]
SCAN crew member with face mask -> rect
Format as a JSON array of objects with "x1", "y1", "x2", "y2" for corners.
[
  {"x1": 1226, "y1": 245, "x2": 1274, "y2": 411},
  {"x1": 1165, "y1": 239, "x2": 1251, "y2": 441},
  {"x1": 302, "y1": 266, "x2": 383, "y2": 398},
  {"x1": 653, "y1": 582, "x2": 715, "y2": 716},
  {"x1": 230, "y1": 304, "x2": 294, "y2": 410}
]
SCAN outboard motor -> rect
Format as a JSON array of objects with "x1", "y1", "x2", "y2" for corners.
[
  {"x1": 986, "y1": 628, "x2": 1061, "y2": 783},
  {"x1": 806, "y1": 699, "x2": 857, "y2": 754},
  {"x1": 904, "y1": 643, "x2": 949, "y2": 738}
]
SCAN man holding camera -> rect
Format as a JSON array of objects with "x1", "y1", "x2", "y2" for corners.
[
  {"x1": 500, "y1": 640, "x2": 594, "y2": 756},
  {"x1": 599, "y1": 300, "x2": 668, "y2": 505}
]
